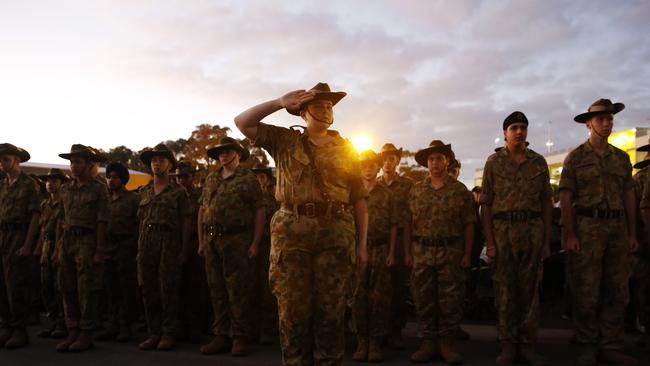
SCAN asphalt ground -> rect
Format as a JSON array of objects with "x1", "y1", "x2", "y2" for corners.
[{"x1": 1, "y1": 322, "x2": 649, "y2": 365}]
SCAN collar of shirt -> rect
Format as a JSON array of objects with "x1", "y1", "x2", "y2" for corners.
[{"x1": 582, "y1": 139, "x2": 614, "y2": 157}]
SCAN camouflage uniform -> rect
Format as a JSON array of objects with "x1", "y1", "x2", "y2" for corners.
[
  {"x1": 137, "y1": 181, "x2": 190, "y2": 337},
  {"x1": 104, "y1": 186, "x2": 139, "y2": 330},
  {"x1": 253, "y1": 123, "x2": 367, "y2": 366},
  {"x1": 254, "y1": 189, "x2": 280, "y2": 338},
  {"x1": 39, "y1": 196, "x2": 64, "y2": 331},
  {"x1": 0, "y1": 173, "x2": 41, "y2": 330},
  {"x1": 58, "y1": 178, "x2": 109, "y2": 331},
  {"x1": 378, "y1": 174, "x2": 413, "y2": 338},
  {"x1": 353, "y1": 181, "x2": 397, "y2": 338},
  {"x1": 408, "y1": 175, "x2": 475, "y2": 338},
  {"x1": 632, "y1": 167, "x2": 650, "y2": 332},
  {"x1": 559, "y1": 141, "x2": 634, "y2": 348},
  {"x1": 200, "y1": 166, "x2": 263, "y2": 339},
  {"x1": 480, "y1": 147, "x2": 551, "y2": 344}
]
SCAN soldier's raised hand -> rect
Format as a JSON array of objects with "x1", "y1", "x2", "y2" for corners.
[{"x1": 280, "y1": 90, "x2": 315, "y2": 112}]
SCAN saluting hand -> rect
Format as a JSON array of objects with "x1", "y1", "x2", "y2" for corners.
[{"x1": 280, "y1": 90, "x2": 315, "y2": 112}]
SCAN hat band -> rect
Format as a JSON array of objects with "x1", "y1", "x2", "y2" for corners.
[{"x1": 588, "y1": 105, "x2": 616, "y2": 113}]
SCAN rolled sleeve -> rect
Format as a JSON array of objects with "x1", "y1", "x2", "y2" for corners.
[
  {"x1": 558, "y1": 155, "x2": 576, "y2": 193},
  {"x1": 478, "y1": 161, "x2": 494, "y2": 205}
]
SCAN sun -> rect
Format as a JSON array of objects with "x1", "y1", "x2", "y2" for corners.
[{"x1": 351, "y1": 135, "x2": 372, "y2": 153}]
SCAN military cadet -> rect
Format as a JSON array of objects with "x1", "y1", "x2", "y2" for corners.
[
  {"x1": 0, "y1": 144, "x2": 41, "y2": 349},
  {"x1": 251, "y1": 162, "x2": 280, "y2": 344},
  {"x1": 560, "y1": 99, "x2": 639, "y2": 366},
  {"x1": 197, "y1": 137, "x2": 265, "y2": 357},
  {"x1": 34, "y1": 168, "x2": 69, "y2": 339},
  {"x1": 407, "y1": 140, "x2": 474, "y2": 364},
  {"x1": 55, "y1": 144, "x2": 110, "y2": 352},
  {"x1": 479, "y1": 112, "x2": 552, "y2": 366},
  {"x1": 137, "y1": 143, "x2": 191, "y2": 351},
  {"x1": 352, "y1": 149, "x2": 398, "y2": 363},
  {"x1": 377, "y1": 143, "x2": 413, "y2": 349},
  {"x1": 95, "y1": 162, "x2": 139, "y2": 343},
  {"x1": 632, "y1": 142, "x2": 650, "y2": 349},
  {"x1": 235, "y1": 82, "x2": 369, "y2": 366},
  {"x1": 173, "y1": 161, "x2": 209, "y2": 344}
]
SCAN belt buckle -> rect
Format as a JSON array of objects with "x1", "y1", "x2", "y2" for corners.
[{"x1": 305, "y1": 203, "x2": 316, "y2": 218}]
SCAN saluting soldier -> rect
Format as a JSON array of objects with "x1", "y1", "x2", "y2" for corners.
[
  {"x1": 235, "y1": 82, "x2": 369, "y2": 366},
  {"x1": 137, "y1": 143, "x2": 191, "y2": 351},
  {"x1": 35, "y1": 168, "x2": 69, "y2": 340},
  {"x1": 0, "y1": 144, "x2": 41, "y2": 349},
  {"x1": 251, "y1": 162, "x2": 280, "y2": 344},
  {"x1": 197, "y1": 137, "x2": 265, "y2": 357},
  {"x1": 479, "y1": 112, "x2": 552, "y2": 366},
  {"x1": 352, "y1": 149, "x2": 398, "y2": 363},
  {"x1": 560, "y1": 99, "x2": 639, "y2": 366},
  {"x1": 408, "y1": 140, "x2": 475, "y2": 364},
  {"x1": 95, "y1": 162, "x2": 139, "y2": 343},
  {"x1": 55, "y1": 144, "x2": 110, "y2": 352},
  {"x1": 377, "y1": 143, "x2": 414, "y2": 349}
]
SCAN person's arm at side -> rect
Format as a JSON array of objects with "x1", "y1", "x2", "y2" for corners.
[
  {"x1": 354, "y1": 198, "x2": 369, "y2": 273},
  {"x1": 197, "y1": 206, "x2": 205, "y2": 256},
  {"x1": 542, "y1": 198, "x2": 553, "y2": 259},
  {"x1": 623, "y1": 189, "x2": 639, "y2": 253},
  {"x1": 17, "y1": 212, "x2": 40, "y2": 256},
  {"x1": 560, "y1": 190, "x2": 579, "y2": 252},
  {"x1": 248, "y1": 207, "x2": 265, "y2": 259}
]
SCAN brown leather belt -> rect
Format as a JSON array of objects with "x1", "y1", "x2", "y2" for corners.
[
  {"x1": 576, "y1": 208, "x2": 623, "y2": 219},
  {"x1": 282, "y1": 202, "x2": 348, "y2": 218}
]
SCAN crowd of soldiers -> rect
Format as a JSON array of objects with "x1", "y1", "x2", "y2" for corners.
[{"x1": 1, "y1": 83, "x2": 649, "y2": 366}]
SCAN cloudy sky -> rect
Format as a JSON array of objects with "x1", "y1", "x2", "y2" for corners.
[{"x1": 2, "y1": 0, "x2": 649, "y2": 185}]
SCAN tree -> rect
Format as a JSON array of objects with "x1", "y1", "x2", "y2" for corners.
[{"x1": 183, "y1": 124, "x2": 230, "y2": 169}]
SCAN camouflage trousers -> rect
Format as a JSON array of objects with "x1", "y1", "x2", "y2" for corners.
[
  {"x1": 630, "y1": 255, "x2": 650, "y2": 330},
  {"x1": 137, "y1": 229, "x2": 181, "y2": 336},
  {"x1": 103, "y1": 237, "x2": 138, "y2": 328},
  {"x1": 569, "y1": 217, "x2": 631, "y2": 349},
  {"x1": 40, "y1": 238, "x2": 64, "y2": 328},
  {"x1": 0, "y1": 228, "x2": 32, "y2": 330},
  {"x1": 59, "y1": 229, "x2": 104, "y2": 331},
  {"x1": 492, "y1": 219, "x2": 543, "y2": 344},
  {"x1": 180, "y1": 239, "x2": 209, "y2": 335},
  {"x1": 270, "y1": 209, "x2": 356, "y2": 366},
  {"x1": 204, "y1": 229, "x2": 254, "y2": 338},
  {"x1": 254, "y1": 237, "x2": 278, "y2": 337},
  {"x1": 353, "y1": 237, "x2": 392, "y2": 338},
  {"x1": 411, "y1": 239, "x2": 465, "y2": 339}
]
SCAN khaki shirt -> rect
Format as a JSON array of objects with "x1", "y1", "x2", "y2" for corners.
[
  {"x1": 408, "y1": 175, "x2": 476, "y2": 239},
  {"x1": 0, "y1": 172, "x2": 41, "y2": 224},
  {"x1": 253, "y1": 123, "x2": 368, "y2": 205},
  {"x1": 559, "y1": 141, "x2": 633, "y2": 210},
  {"x1": 378, "y1": 174, "x2": 413, "y2": 225},
  {"x1": 479, "y1": 147, "x2": 552, "y2": 213},
  {"x1": 200, "y1": 166, "x2": 263, "y2": 227},
  {"x1": 367, "y1": 181, "x2": 399, "y2": 240},
  {"x1": 138, "y1": 181, "x2": 190, "y2": 231},
  {"x1": 60, "y1": 179, "x2": 109, "y2": 229}
]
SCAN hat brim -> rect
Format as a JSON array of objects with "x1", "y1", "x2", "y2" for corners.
[
  {"x1": 140, "y1": 151, "x2": 177, "y2": 171},
  {"x1": 207, "y1": 144, "x2": 250, "y2": 161},
  {"x1": 59, "y1": 152, "x2": 99, "y2": 162},
  {"x1": 637, "y1": 144, "x2": 650, "y2": 152},
  {"x1": 287, "y1": 91, "x2": 347, "y2": 116},
  {"x1": 415, "y1": 145, "x2": 453, "y2": 167},
  {"x1": 380, "y1": 149, "x2": 403, "y2": 159},
  {"x1": 634, "y1": 159, "x2": 650, "y2": 170},
  {"x1": 0, "y1": 147, "x2": 31, "y2": 162},
  {"x1": 37, "y1": 173, "x2": 69, "y2": 182},
  {"x1": 574, "y1": 103, "x2": 625, "y2": 123}
]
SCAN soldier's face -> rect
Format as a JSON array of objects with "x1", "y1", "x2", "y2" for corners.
[
  {"x1": 382, "y1": 154, "x2": 399, "y2": 173},
  {"x1": 46, "y1": 177, "x2": 62, "y2": 193},
  {"x1": 0, "y1": 154, "x2": 19, "y2": 173},
  {"x1": 301, "y1": 100, "x2": 333, "y2": 128},
  {"x1": 361, "y1": 161, "x2": 380, "y2": 180},
  {"x1": 176, "y1": 174, "x2": 193, "y2": 188},
  {"x1": 587, "y1": 114, "x2": 613, "y2": 137},
  {"x1": 504, "y1": 123, "x2": 527, "y2": 144},
  {"x1": 255, "y1": 172, "x2": 269, "y2": 188},
  {"x1": 106, "y1": 171, "x2": 123, "y2": 191},
  {"x1": 70, "y1": 157, "x2": 91, "y2": 178},
  {"x1": 218, "y1": 149, "x2": 240, "y2": 166},
  {"x1": 151, "y1": 156, "x2": 171, "y2": 175},
  {"x1": 427, "y1": 152, "x2": 448, "y2": 176}
]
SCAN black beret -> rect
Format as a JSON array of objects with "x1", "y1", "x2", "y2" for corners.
[
  {"x1": 106, "y1": 162, "x2": 130, "y2": 185},
  {"x1": 503, "y1": 111, "x2": 528, "y2": 130}
]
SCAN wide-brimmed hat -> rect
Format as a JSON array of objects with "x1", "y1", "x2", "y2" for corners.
[
  {"x1": 207, "y1": 137, "x2": 250, "y2": 161},
  {"x1": 379, "y1": 143, "x2": 403, "y2": 158},
  {"x1": 359, "y1": 149, "x2": 381, "y2": 164},
  {"x1": 106, "y1": 162, "x2": 130, "y2": 184},
  {"x1": 59, "y1": 144, "x2": 103, "y2": 162},
  {"x1": 89, "y1": 146, "x2": 108, "y2": 163},
  {"x1": 170, "y1": 161, "x2": 196, "y2": 177},
  {"x1": 287, "y1": 82, "x2": 347, "y2": 116},
  {"x1": 37, "y1": 168, "x2": 69, "y2": 182},
  {"x1": 415, "y1": 140, "x2": 454, "y2": 167},
  {"x1": 139, "y1": 143, "x2": 177, "y2": 170},
  {"x1": 0, "y1": 143, "x2": 31, "y2": 162},
  {"x1": 574, "y1": 98, "x2": 625, "y2": 123},
  {"x1": 251, "y1": 162, "x2": 274, "y2": 179},
  {"x1": 634, "y1": 159, "x2": 650, "y2": 170}
]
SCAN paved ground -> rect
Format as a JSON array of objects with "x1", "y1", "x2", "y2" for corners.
[{"x1": 1, "y1": 323, "x2": 648, "y2": 365}]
